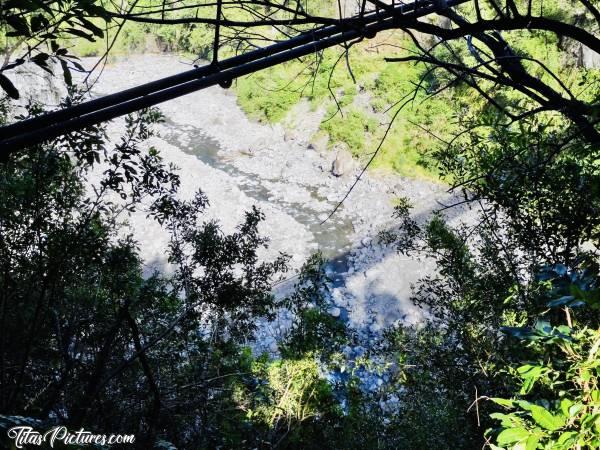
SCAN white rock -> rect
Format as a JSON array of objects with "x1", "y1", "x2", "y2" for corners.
[
  {"x1": 331, "y1": 145, "x2": 356, "y2": 177},
  {"x1": 328, "y1": 307, "x2": 341, "y2": 318},
  {"x1": 369, "y1": 322, "x2": 381, "y2": 333},
  {"x1": 79, "y1": 54, "x2": 480, "y2": 356}
]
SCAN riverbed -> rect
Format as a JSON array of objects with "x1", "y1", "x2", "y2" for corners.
[
  {"x1": 11, "y1": 53, "x2": 473, "y2": 356},
  {"x1": 81, "y1": 54, "x2": 479, "y2": 350}
]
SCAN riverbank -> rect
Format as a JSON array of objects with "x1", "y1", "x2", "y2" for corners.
[
  {"x1": 8, "y1": 53, "x2": 474, "y2": 338},
  {"x1": 82, "y1": 54, "x2": 476, "y2": 350},
  {"x1": 5, "y1": 52, "x2": 476, "y2": 391}
]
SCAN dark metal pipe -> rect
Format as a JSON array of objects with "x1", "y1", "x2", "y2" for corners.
[{"x1": 0, "y1": 0, "x2": 467, "y2": 154}]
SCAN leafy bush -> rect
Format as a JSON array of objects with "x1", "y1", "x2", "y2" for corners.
[
  {"x1": 487, "y1": 265, "x2": 600, "y2": 449},
  {"x1": 320, "y1": 108, "x2": 378, "y2": 156}
]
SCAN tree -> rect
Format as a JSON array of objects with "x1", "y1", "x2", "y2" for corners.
[
  {"x1": 0, "y1": 100, "x2": 298, "y2": 447},
  {"x1": 486, "y1": 265, "x2": 600, "y2": 450},
  {"x1": 1, "y1": 1, "x2": 599, "y2": 448},
  {"x1": 371, "y1": 78, "x2": 600, "y2": 448},
  {"x1": 1, "y1": 0, "x2": 598, "y2": 145}
]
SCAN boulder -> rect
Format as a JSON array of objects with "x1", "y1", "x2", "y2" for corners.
[
  {"x1": 559, "y1": 35, "x2": 600, "y2": 69},
  {"x1": 328, "y1": 307, "x2": 341, "y2": 318},
  {"x1": 438, "y1": 16, "x2": 452, "y2": 30},
  {"x1": 580, "y1": 44, "x2": 600, "y2": 69},
  {"x1": 8, "y1": 60, "x2": 67, "y2": 117},
  {"x1": 331, "y1": 145, "x2": 356, "y2": 177},
  {"x1": 308, "y1": 132, "x2": 329, "y2": 153}
]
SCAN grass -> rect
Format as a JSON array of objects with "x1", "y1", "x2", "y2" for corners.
[
  {"x1": 320, "y1": 108, "x2": 378, "y2": 156},
  {"x1": 235, "y1": 65, "x2": 304, "y2": 122},
  {"x1": 53, "y1": 1, "x2": 575, "y2": 181}
]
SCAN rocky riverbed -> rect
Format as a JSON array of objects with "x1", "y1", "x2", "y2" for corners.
[{"x1": 9, "y1": 54, "x2": 475, "y2": 366}]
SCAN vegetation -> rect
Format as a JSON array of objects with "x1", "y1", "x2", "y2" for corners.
[
  {"x1": 488, "y1": 266, "x2": 600, "y2": 449},
  {"x1": 234, "y1": 41, "x2": 459, "y2": 178},
  {"x1": 0, "y1": 0, "x2": 599, "y2": 449},
  {"x1": 0, "y1": 99, "x2": 347, "y2": 448}
]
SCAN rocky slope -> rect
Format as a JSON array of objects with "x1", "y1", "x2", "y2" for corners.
[
  {"x1": 10, "y1": 54, "x2": 476, "y2": 367},
  {"x1": 81, "y1": 55, "x2": 478, "y2": 352}
]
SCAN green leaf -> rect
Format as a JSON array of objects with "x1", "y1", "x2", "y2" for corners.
[
  {"x1": 556, "y1": 431, "x2": 577, "y2": 445},
  {"x1": 491, "y1": 398, "x2": 515, "y2": 408},
  {"x1": 516, "y1": 400, "x2": 534, "y2": 411},
  {"x1": 560, "y1": 399, "x2": 573, "y2": 418},
  {"x1": 525, "y1": 434, "x2": 540, "y2": 450},
  {"x1": 517, "y1": 364, "x2": 536, "y2": 374},
  {"x1": 30, "y1": 54, "x2": 53, "y2": 74},
  {"x1": 497, "y1": 427, "x2": 530, "y2": 445},
  {"x1": 64, "y1": 27, "x2": 95, "y2": 42},
  {"x1": 547, "y1": 296, "x2": 575, "y2": 308},
  {"x1": 529, "y1": 405, "x2": 565, "y2": 431},
  {"x1": 501, "y1": 326, "x2": 539, "y2": 341},
  {"x1": 30, "y1": 52, "x2": 50, "y2": 64},
  {"x1": 5, "y1": 14, "x2": 31, "y2": 36},
  {"x1": 0, "y1": 73, "x2": 20, "y2": 99},
  {"x1": 77, "y1": 17, "x2": 104, "y2": 38},
  {"x1": 490, "y1": 412, "x2": 520, "y2": 428},
  {"x1": 518, "y1": 365, "x2": 544, "y2": 394},
  {"x1": 568, "y1": 403, "x2": 583, "y2": 417},
  {"x1": 580, "y1": 370, "x2": 591, "y2": 382},
  {"x1": 30, "y1": 14, "x2": 49, "y2": 33},
  {"x1": 534, "y1": 320, "x2": 552, "y2": 334},
  {"x1": 581, "y1": 412, "x2": 600, "y2": 428},
  {"x1": 60, "y1": 60, "x2": 72, "y2": 86},
  {"x1": 31, "y1": 0, "x2": 54, "y2": 15},
  {"x1": 78, "y1": 2, "x2": 111, "y2": 19}
]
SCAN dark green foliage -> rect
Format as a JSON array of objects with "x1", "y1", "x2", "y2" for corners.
[
  {"x1": 435, "y1": 118, "x2": 600, "y2": 265},
  {"x1": 374, "y1": 107, "x2": 600, "y2": 447},
  {"x1": 1, "y1": 1, "x2": 600, "y2": 447},
  {"x1": 0, "y1": 1, "x2": 109, "y2": 96},
  {"x1": 0, "y1": 101, "x2": 294, "y2": 448},
  {"x1": 282, "y1": 253, "x2": 348, "y2": 360}
]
